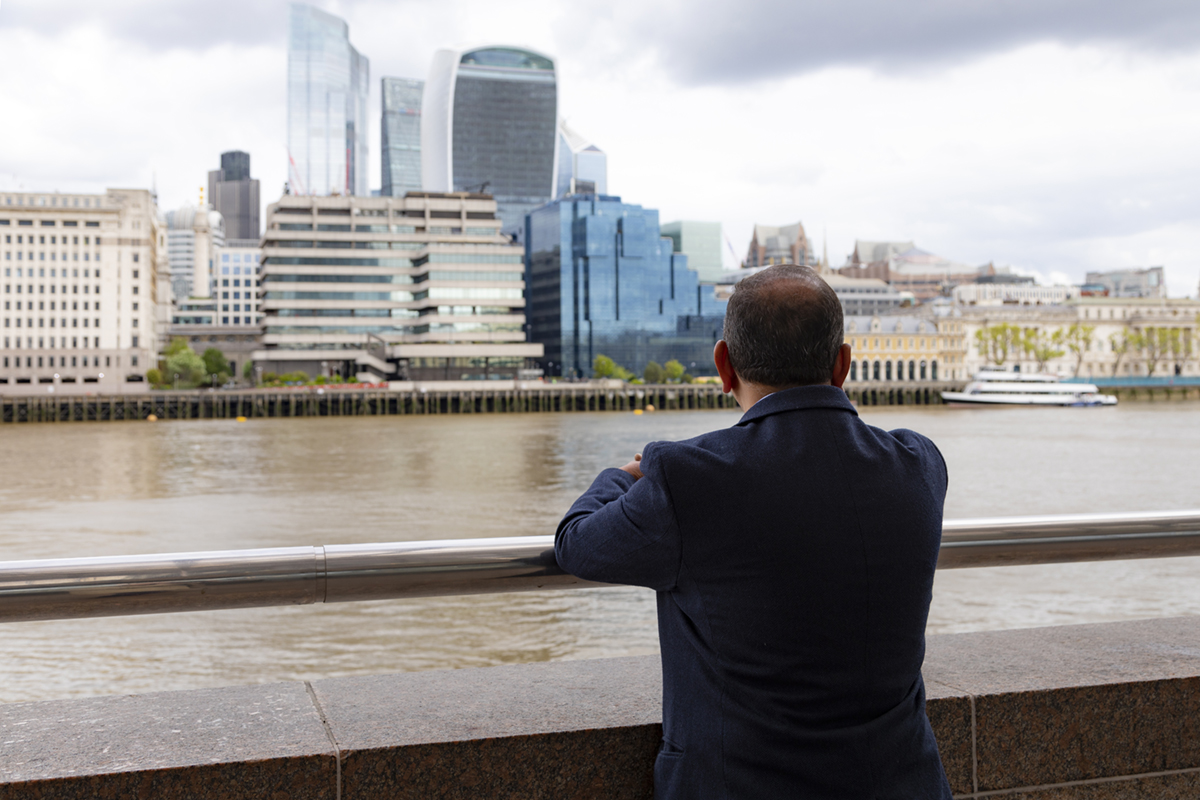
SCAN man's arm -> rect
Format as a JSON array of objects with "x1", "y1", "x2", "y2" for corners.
[{"x1": 554, "y1": 445, "x2": 681, "y2": 592}]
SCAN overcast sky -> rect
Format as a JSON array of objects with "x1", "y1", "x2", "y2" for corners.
[{"x1": 2, "y1": 0, "x2": 1200, "y2": 296}]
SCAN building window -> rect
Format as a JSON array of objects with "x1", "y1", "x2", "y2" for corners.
[
  {"x1": 132, "y1": 253, "x2": 139, "y2": 263},
  {"x1": 932, "y1": 360, "x2": 938, "y2": 381},
  {"x1": 850, "y1": 361, "x2": 857, "y2": 381},
  {"x1": 885, "y1": 361, "x2": 892, "y2": 381},
  {"x1": 920, "y1": 360, "x2": 927, "y2": 380},
  {"x1": 908, "y1": 360, "x2": 915, "y2": 381},
  {"x1": 872, "y1": 361, "x2": 880, "y2": 380},
  {"x1": 131, "y1": 335, "x2": 139, "y2": 348}
]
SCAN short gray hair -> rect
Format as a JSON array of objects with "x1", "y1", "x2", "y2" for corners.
[{"x1": 722, "y1": 265, "x2": 844, "y2": 387}]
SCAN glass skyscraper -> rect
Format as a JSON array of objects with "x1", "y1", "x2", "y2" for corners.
[
  {"x1": 525, "y1": 195, "x2": 727, "y2": 378},
  {"x1": 287, "y1": 3, "x2": 369, "y2": 197},
  {"x1": 422, "y1": 46, "x2": 558, "y2": 233},
  {"x1": 662, "y1": 221, "x2": 724, "y2": 283},
  {"x1": 556, "y1": 119, "x2": 607, "y2": 197},
  {"x1": 381, "y1": 77, "x2": 424, "y2": 197}
]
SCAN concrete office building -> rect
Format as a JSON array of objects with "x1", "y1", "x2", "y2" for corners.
[
  {"x1": 1084, "y1": 267, "x2": 1166, "y2": 299},
  {"x1": 216, "y1": 241, "x2": 262, "y2": 327},
  {"x1": 715, "y1": 267, "x2": 903, "y2": 317},
  {"x1": 954, "y1": 281, "x2": 1079, "y2": 306},
  {"x1": 555, "y1": 120, "x2": 607, "y2": 197},
  {"x1": 255, "y1": 192, "x2": 541, "y2": 381},
  {"x1": 207, "y1": 151, "x2": 261, "y2": 241},
  {"x1": 287, "y1": 3, "x2": 370, "y2": 197},
  {"x1": 168, "y1": 239, "x2": 262, "y2": 383},
  {"x1": 381, "y1": 77, "x2": 424, "y2": 198},
  {"x1": 422, "y1": 46, "x2": 558, "y2": 233},
  {"x1": 662, "y1": 221, "x2": 723, "y2": 283},
  {"x1": 164, "y1": 205, "x2": 225, "y2": 301},
  {"x1": 1, "y1": 189, "x2": 165, "y2": 390},
  {"x1": 525, "y1": 194, "x2": 727, "y2": 378}
]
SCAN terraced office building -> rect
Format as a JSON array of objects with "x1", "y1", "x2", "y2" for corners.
[{"x1": 256, "y1": 192, "x2": 542, "y2": 381}]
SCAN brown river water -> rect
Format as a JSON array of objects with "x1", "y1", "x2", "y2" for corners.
[{"x1": 1, "y1": 402, "x2": 1198, "y2": 703}]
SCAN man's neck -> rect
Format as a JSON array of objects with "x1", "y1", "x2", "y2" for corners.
[{"x1": 733, "y1": 381, "x2": 831, "y2": 411}]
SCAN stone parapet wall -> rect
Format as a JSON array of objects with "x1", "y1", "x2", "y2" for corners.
[{"x1": 4, "y1": 617, "x2": 1200, "y2": 798}]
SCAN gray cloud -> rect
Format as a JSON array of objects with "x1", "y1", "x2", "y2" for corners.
[
  {"x1": 566, "y1": 0, "x2": 1200, "y2": 85},
  {"x1": 0, "y1": 0, "x2": 289, "y2": 48}
]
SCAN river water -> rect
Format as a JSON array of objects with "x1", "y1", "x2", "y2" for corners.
[{"x1": 1, "y1": 403, "x2": 1198, "y2": 703}]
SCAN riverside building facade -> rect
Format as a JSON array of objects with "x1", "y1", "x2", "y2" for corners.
[
  {"x1": 843, "y1": 314, "x2": 967, "y2": 384},
  {"x1": 256, "y1": 192, "x2": 541, "y2": 381},
  {"x1": 525, "y1": 194, "x2": 727, "y2": 378},
  {"x1": 1, "y1": 189, "x2": 164, "y2": 389},
  {"x1": 960, "y1": 298, "x2": 1200, "y2": 379}
]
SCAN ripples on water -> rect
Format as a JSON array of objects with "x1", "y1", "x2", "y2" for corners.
[{"x1": 1, "y1": 403, "x2": 1198, "y2": 702}]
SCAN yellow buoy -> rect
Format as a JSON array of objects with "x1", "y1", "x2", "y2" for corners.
[
  {"x1": 146, "y1": 414, "x2": 158, "y2": 422},
  {"x1": 633, "y1": 409, "x2": 643, "y2": 415},
  {"x1": 645, "y1": 404, "x2": 656, "y2": 412},
  {"x1": 236, "y1": 416, "x2": 248, "y2": 423}
]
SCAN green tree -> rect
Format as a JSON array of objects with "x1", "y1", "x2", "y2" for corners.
[
  {"x1": 643, "y1": 361, "x2": 665, "y2": 384},
  {"x1": 593, "y1": 354, "x2": 617, "y2": 378},
  {"x1": 592, "y1": 354, "x2": 633, "y2": 381},
  {"x1": 201, "y1": 348, "x2": 231, "y2": 385},
  {"x1": 145, "y1": 368, "x2": 163, "y2": 385},
  {"x1": 1166, "y1": 327, "x2": 1195, "y2": 376},
  {"x1": 664, "y1": 359, "x2": 685, "y2": 382},
  {"x1": 165, "y1": 346, "x2": 206, "y2": 388},
  {"x1": 1109, "y1": 330, "x2": 1136, "y2": 377},
  {"x1": 975, "y1": 323, "x2": 1021, "y2": 367},
  {"x1": 1021, "y1": 327, "x2": 1066, "y2": 373},
  {"x1": 1140, "y1": 327, "x2": 1170, "y2": 377},
  {"x1": 1061, "y1": 323, "x2": 1096, "y2": 377},
  {"x1": 165, "y1": 337, "x2": 191, "y2": 357},
  {"x1": 243, "y1": 361, "x2": 255, "y2": 381}
]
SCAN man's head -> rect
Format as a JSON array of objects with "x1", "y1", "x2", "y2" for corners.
[{"x1": 720, "y1": 264, "x2": 845, "y2": 389}]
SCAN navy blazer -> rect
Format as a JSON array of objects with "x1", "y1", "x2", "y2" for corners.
[{"x1": 555, "y1": 385, "x2": 951, "y2": 800}]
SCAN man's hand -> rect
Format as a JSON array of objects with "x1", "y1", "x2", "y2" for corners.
[{"x1": 619, "y1": 453, "x2": 643, "y2": 480}]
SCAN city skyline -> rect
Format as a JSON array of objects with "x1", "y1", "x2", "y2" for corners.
[{"x1": 3, "y1": 1, "x2": 1200, "y2": 296}]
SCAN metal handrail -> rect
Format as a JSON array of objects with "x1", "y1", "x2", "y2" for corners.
[{"x1": 1, "y1": 510, "x2": 1198, "y2": 623}]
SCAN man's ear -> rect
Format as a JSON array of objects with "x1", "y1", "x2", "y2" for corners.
[
  {"x1": 714, "y1": 340, "x2": 737, "y2": 395},
  {"x1": 831, "y1": 343, "x2": 852, "y2": 389}
]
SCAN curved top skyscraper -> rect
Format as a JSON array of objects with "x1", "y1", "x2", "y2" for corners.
[
  {"x1": 287, "y1": 3, "x2": 370, "y2": 197},
  {"x1": 421, "y1": 46, "x2": 558, "y2": 233}
]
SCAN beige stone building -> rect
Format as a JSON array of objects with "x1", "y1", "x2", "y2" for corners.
[
  {"x1": 960, "y1": 298, "x2": 1200, "y2": 378},
  {"x1": 1, "y1": 189, "x2": 165, "y2": 392},
  {"x1": 843, "y1": 313, "x2": 969, "y2": 383}
]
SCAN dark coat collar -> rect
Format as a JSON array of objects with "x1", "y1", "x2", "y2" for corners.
[{"x1": 735, "y1": 385, "x2": 858, "y2": 427}]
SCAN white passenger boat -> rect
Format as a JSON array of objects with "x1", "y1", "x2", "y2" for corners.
[{"x1": 941, "y1": 370, "x2": 1118, "y2": 407}]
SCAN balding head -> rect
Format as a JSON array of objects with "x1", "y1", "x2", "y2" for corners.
[{"x1": 722, "y1": 264, "x2": 844, "y2": 388}]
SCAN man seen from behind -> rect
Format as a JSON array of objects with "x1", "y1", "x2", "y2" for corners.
[{"x1": 555, "y1": 264, "x2": 952, "y2": 800}]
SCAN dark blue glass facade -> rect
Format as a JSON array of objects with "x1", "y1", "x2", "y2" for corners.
[{"x1": 525, "y1": 195, "x2": 727, "y2": 378}]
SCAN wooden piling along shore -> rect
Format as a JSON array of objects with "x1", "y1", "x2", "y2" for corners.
[{"x1": 14, "y1": 380, "x2": 1159, "y2": 423}]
